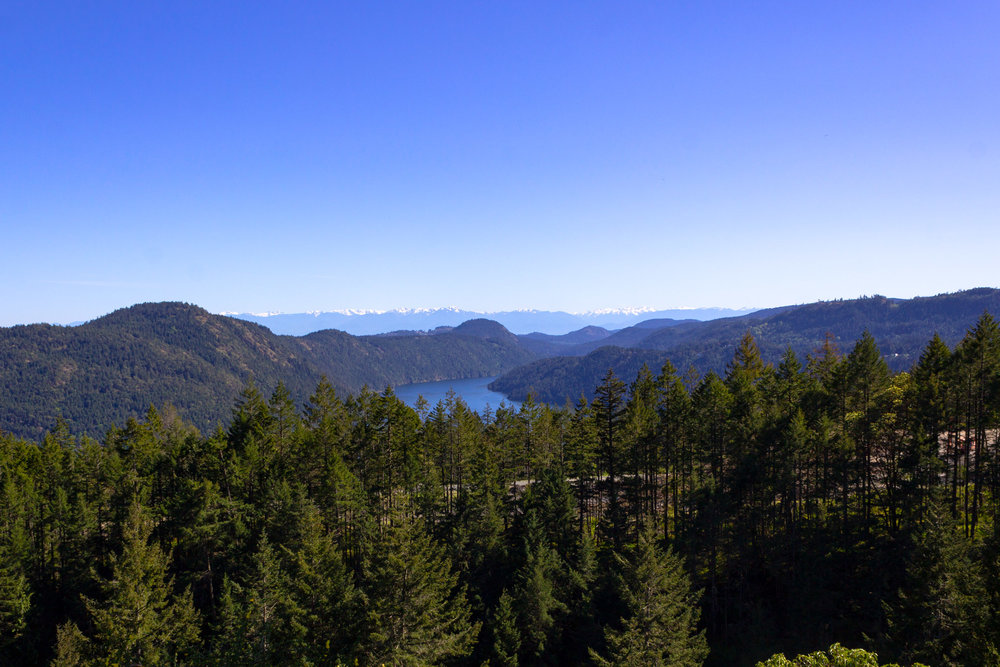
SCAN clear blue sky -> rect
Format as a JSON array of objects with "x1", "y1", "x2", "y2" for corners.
[{"x1": 3, "y1": 2, "x2": 999, "y2": 326}]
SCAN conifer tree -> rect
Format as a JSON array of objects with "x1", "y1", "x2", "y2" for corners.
[
  {"x1": 770, "y1": 348, "x2": 809, "y2": 529},
  {"x1": 211, "y1": 534, "x2": 307, "y2": 665},
  {"x1": 83, "y1": 503, "x2": 200, "y2": 666},
  {"x1": 884, "y1": 499, "x2": 995, "y2": 666},
  {"x1": 905, "y1": 334, "x2": 951, "y2": 526},
  {"x1": 954, "y1": 313, "x2": 1000, "y2": 534},
  {"x1": 512, "y1": 510, "x2": 566, "y2": 662},
  {"x1": 845, "y1": 331, "x2": 890, "y2": 532},
  {"x1": 299, "y1": 381, "x2": 371, "y2": 566},
  {"x1": 362, "y1": 509, "x2": 479, "y2": 665},
  {"x1": 449, "y1": 421, "x2": 507, "y2": 615},
  {"x1": 593, "y1": 369, "x2": 627, "y2": 547},
  {"x1": 656, "y1": 360, "x2": 692, "y2": 541},
  {"x1": 173, "y1": 477, "x2": 248, "y2": 620},
  {"x1": 268, "y1": 381, "x2": 303, "y2": 476},
  {"x1": 725, "y1": 332, "x2": 770, "y2": 531},
  {"x1": 521, "y1": 466, "x2": 577, "y2": 558},
  {"x1": 288, "y1": 501, "x2": 363, "y2": 663},
  {"x1": 689, "y1": 371, "x2": 732, "y2": 591},
  {"x1": 626, "y1": 364, "x2": 660, "y2": 537},
  {"x1": 559, "y1": 527, "x2": 601, "y2": 665},
  {"x1": 565, "y1": 394, "x2": 597, "y2": 532},
  {"x1": 0, "y1": 538, "x2": 31, "y2": 655},
  {"x1": 49, "y1": 621, "x2": 89, "y2": 667},
  {"x1": 228, "y1": 378, "x2": 273, "y2": 453},
  {"x1": 591, "y1": 523, "x2": 707, "y2": 667},
  {"x1": 211, "y1": 576, "x2": 247, "y2": 666},
  {"x1": 490, "y1": 590, "x2": 521, "y2": 667}
]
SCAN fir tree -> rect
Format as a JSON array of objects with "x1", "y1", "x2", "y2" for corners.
[
  {"x1": 287, "y1": 501, "x2": 363, "y2": 663},
  {"x1": 593, "y1": 369, "x2": 628, "y2": 547},
  {"x1": 906, "y1": 334, "x2": 951, "y2": 526},
  {"x1": 558, "y1": 527, "x2": 601, "y2": 665},
  {"x1": 83, "y1": 503, "x2": 200, "y2": 666},
  {"x1": 210, "y1": 532, "x2": 311, "y2": 665},
  {"x1": 512, "y1": 510, "x2": 567, "y2": 663},
  {"x1": 49, "y1": 621, "x2": 89, "y2": 667},
  {"x1": 564, "y1": 394, "x2": 597, "y2": 533},
  {"x1": 884, "y1": 500, "x2": 996, "y2": 666},
  {"x1": 656, "y1": 360, "x2": 692, "y2": 541},
  {"x1": 490, "y1": 590, "x2": 521, "y2": 667},
  {"x1": 591, "y1": 524, "x2": 707, "y2": 667},
  {"x1": 0, "y1": 538, "x2": 31, "y2": 655},
  {"x1": 362, "y1": 509, "x2": 479, "y2": 665}
]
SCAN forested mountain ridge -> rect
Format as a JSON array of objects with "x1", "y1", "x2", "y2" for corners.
[
  {"x1": 0, "y1": 302, "x2": 535, "y2": 439},
  {"x1": 635, "y1": 288, "x2": 1000, "y2": 363},
  {"x1": 0, "y1": 302, "x2": 317, "y2": 439},
  {"x1": 6, "y1": 289, "x2": 1000, "y2": 439},
  {"x1": 300, "y1": 319, "x2": 534, "y2": 388},
  {"x1": 492, "y1": 288, "x2": 1000, "y2": 403}
]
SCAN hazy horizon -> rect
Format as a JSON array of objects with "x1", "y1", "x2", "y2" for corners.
[
  {"x1": 11, "y1": 288, "x2": 995, "y2": 332},
  {"x1": 31, "y1": 301, "x2": 761, "y2": 330},
  {"x1": 10, "y1": 288, "x2": 999, "y2": 329}
]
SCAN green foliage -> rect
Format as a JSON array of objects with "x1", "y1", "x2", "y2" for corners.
[
  {"x1": 362, "y1": 510, "x2": 480, "y2": 665},
  {"x1": 493, "y1": 290, "x2": 1000, "y2": 405},
  {"x1": 883, "y1": 501, "x2": 997, "y2": 666},
  {"x1": 593, "y1": 368, "x2": 628, "y2": 547},
  {"x1": 83, "y1": 503, "x2": 200, "y2": 666},
  {"x1": 211, "y1": 535, "x2": 307, "y2": 665},
  {"x1": 49, "y1": 621, "x2": 88, "y2": 667},
  {"x1": 591, "y1": 524, "x2": 707, "y2": 667},
  {"x1": 0, "y1": 302, "x2": 537, "y2": 439},
  {"x1": 756, "y1": 643, "x2": 925, "y2": 667},
  {"x1": 489, "y1": 590, "x2": 521, "y2": 667},
  {"x1": 0, "y1": 539, "x2": 31, "y2": 650},
  {"x1": 286, "y1": 501, "x2": 363, "y2": 662},
  {"x1": 8, "y1": 317, "x2": 1000, "y2": 665},
  {"x1": 511, "y1": 510, "x2": 567, "y2": 661}
]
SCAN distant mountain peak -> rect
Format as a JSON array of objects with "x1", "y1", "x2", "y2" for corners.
[
  {"x1": 579, "y1": 306, "x2": 659, "y2": 316},
  {"x1": 451, "y1": 319, "x2": 517, "y2": 342},
  {"x1": 223, "y1": 306, "x2": 761, "y2": 336}
]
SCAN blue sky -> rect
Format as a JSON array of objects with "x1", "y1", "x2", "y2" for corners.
[{"x1": 3, "y1": 2, "x2": 999, "y2": 326}]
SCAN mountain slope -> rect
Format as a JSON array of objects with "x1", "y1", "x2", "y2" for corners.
[
  {"x1": 491, "y1": 289, "x2": 1000, "y2": 404},
  {"x1": 490, "y1": 346, "x2": 673, "y2": 405},
  {"x1": 9, "y1": 290, "x2": 1000, "y2": 438},
  {"x1": 517, "y1": 325, "x2": 616, "y2": 356},
  {"x1": 1, "y1": 303, "x2": 317, "y2": 439},
  {"x1": 303, "y1": 322, "x2": 535, "y2": 388},
  {"x1": 0, "y1": 303, "x2": 536, "y2": 439},
  {"x1": 521, "y1": 325, "x2": 614, "y2": 344}
]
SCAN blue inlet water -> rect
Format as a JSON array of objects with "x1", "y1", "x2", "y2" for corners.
[{"x1": 393, "y1": 376, "x2": 521, "y2": 415}]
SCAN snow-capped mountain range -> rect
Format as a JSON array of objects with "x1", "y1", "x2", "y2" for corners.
[{"x1": 224, "y1": 307, "x2": 758, "y2": 336}]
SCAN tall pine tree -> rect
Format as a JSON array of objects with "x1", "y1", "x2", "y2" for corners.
[{"x1": 591, "y1": 523, "x2": 707, "y2": 667}]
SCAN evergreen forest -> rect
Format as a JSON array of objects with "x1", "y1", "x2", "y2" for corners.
[{"x1": 6, "y1": 315, "x2": 1000, "y2": 665}]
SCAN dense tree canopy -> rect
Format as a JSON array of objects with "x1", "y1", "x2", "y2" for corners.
[{"x1": 4, "y1": 320, "x2": 1000, "y2": 665}]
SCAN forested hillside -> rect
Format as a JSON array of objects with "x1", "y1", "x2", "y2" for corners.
[
  {"x1": 5, "y1": 290, "x2": 1000, "y2": 440},
  {"x1": 0, "y1": 303, "x2": 535, "y2": 439},
  {"x1": 493, "y1": 288, "x2": 1000, "y2": 404},
  {"x1": 3, "y1": 319, "x2": 998, "y2": 665}
]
